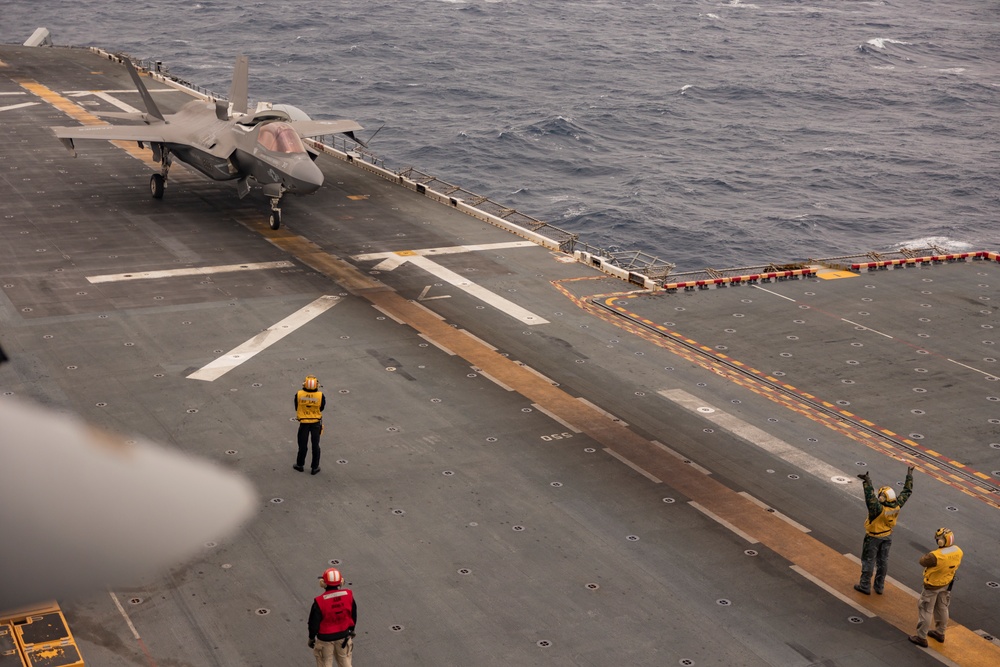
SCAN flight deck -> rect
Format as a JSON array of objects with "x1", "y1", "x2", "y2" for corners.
[{"x1": 1, "y1": 44, "x2": 999, "y2": 666}]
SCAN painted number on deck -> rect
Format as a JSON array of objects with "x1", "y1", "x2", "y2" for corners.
[{"x1": 541, "y1": 432, "x2": 574, "y2": 441}]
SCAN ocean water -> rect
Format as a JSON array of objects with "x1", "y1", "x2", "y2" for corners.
[{"x1": 2, "y1": 0, "x2": 997, "y2": 271}]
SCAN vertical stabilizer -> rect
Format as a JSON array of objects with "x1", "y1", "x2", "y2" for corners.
[
  {"x1": 229, "y1": 55, "x2": 249, "y2": 116},
  {"x1": 123, "y1": 59, "x2": 165, "y2": 122}
]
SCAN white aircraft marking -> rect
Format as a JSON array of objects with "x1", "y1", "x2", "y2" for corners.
[
  {"x1": 87, "y1": 261, "x2": 295, "y2": 283},
  {"x1": 187, "y1": 296, "x2": 340, "y2": 381}
]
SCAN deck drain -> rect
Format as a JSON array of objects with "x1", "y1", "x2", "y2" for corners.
[
  {"x1": 832, "y1": 476, "x2": 851, "y2": 484},
  {"x1": 458, "y1": 568, "x2": 471, "y2": 575},
  {"x1": 787, "y1": 335, "x2": 799, "y2": 340},
  {"x1": 186, "y1": 409, "x2": 198, "y2": 414},
  {"x1": 697, "y1": 407, "x2": 714, "y2": 413},
  {"x1": 586, "y1": 583, "x2": 600, "y2": 590},
  {"x1": 703, "y1": 429, "x2": 714, "y2": 434},
  {"x1": 842, "y1": 379, "x2": 855, "y2": 385},
  {"x1": 744, "y1": 550, "x2": 758, "y2": 557},
  {"x1": 848, "y1": 616, "x2": 863, "y2": 624},
  {"x1": 773, "y1": 371, "x2": 786, "y2": 376},
  {"x1": 717, "y1": 599, "x2": 731, "y2": 606},
  {"x1": 912, "y1": 409, "x2": 925, "y2": 415},
  {"x1": 387, "y1": 426, "x2": 398, "y2": 432},
  {"x1": 329, "y1": 559, "x2": 341, "y2": 565},
  {"x1": 256, "y1": 609, "x2": 270, "y2": 616},
  {"x1": 390, "y1": 625, "x2": 404, "y2": 632},
  {"x1": 129, "y1": 598, "x2": 142, "y2": 605},
  {"x1": 946, "y1": 506, "x2": 959, "y2": 512},
  {"x1": 788, "y1": 474, "x2": 800, "y2": 480},
  {"x1": 626, "y1": 535, "x2": 639, "y2": 542},
  {"x1": 392, "y1": 509, "x2": 405, "y2": 516},
  {"x1": 551, "y1": 482, "x2": 563, "y2": 487},
  {"x1": 521, "y1": 407, "x2": 532, "y2": 412},
  {"x1": 252, "y1": 382, "x2": 262, "y2": 387},
  {"x1": 913, "y1": 387, "x2": 927, "y2": 393},
  {"x1": 537, "y1": 640, "x2": 552, "y2": 648},
  {"x1": 768, "y1": 418, "x2": 779, "y2": 422},
  {"x1": 270, "y1": 498, "x2": 283, "y2": 504},
  {"x1": 95, "y1": 402, "x2": 107, "y2": 407},
  {"x1": 680, "y1": 660, "x2": 694, "y2": 666},
  {"x1": 486, "y1": 437, "x2": 497, "y2": 442},
  {"x1": 837, "y1": 400, "x2": 851, "y2": 406},
  {"x1": 338, "y1": 459, "x2": 348, "y2": 465},
  {"x1": 780, "y1": 353, "x2": 792, "y2": 358},
  {"x1": 663, "y1": 498, "x2": 675, "y2": 503},
  {"x1": 584, "y1": 448, "x2": 595, "y2": 453},
  {"x1": 987, "y1": 581, "x2": 999, "y2": 588},
  {"x1": 513, "y1": 525, "x2": 525, "y2": 532},
  {"x1": 66, "y1": 365, "x2": 77, "y2": 370},
  {"x1": 339, "y1": 389, "x2": 350, "y2": 394},
  {"x1": 909, "y1": 434, "x2": 925, "y2": 439},
  {"x1": 856, "y1": 462, "x2": 868, "y2": 467},
  {"x1": 443, "y1": 470, "x2": 454, "y2": 476},
  {"x1": 222, "y1": 563, "x2": 232, "y2": 569},
  {"x1": 204, "y1": 541, "x2": 217, "y2": 548}
]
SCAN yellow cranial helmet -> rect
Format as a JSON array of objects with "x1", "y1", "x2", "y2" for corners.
[
  {"x1": 935, "y1": 527, "x2": 954, "y2": 547},
  {"x1": 877, "y1": 486, "x2": 896, "y2": 503},
  {"x1": 303, "y1": 375, "x2": 318, "y2": 391}
]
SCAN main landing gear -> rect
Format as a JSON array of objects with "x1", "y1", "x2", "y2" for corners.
[
  {"x1": 150, "y1": 147, "x2": 170, "y2": 200},
  {"x1": 268, "y1": 202, "x2": 282, "y2": 230}
]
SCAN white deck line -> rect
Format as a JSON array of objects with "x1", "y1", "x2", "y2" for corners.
[
  {"x1": 659, "y1": 388, "x2": 851, "y2": 487},
  {"x1": 738, "y1": 491, "x2": 811, "y2": 533},
  {"x1": 417, "y1": 333, "x2": 456, "y2": 356},
  {"x1": 459, "y1": 329, "x2": 497, "y2": 351},
  {"x1": 603, "y1": 448, "x2": 662, "y2": 483},
  {"x1": 689, "y1": 501, "x2": 759, "y2": 544},
  {"x1": 789, "y1": 565, "x2": 876, "y2": 618},
  {"x1": 405, "y1": 255, "x2": 549, "y2": 326},
  {"x1": 88, "y1": 261, "x2": 295, "y2": 283},
  {"x1": 353, "y1": 241, "x2": 535, "y2": 262},
  {"x1": 477, "y1": 370, "x2": 514, "y2": 392},
  {"x1": 187, "y1": 296, "x2": 339, "y2": 381},
  {"x1": 650, "y1": 440, "x2": 712, "y2": 475},
  {"x1": 0, "y1": 102, "x2": 39, "y2": 113},
  {"x1": 576, "y1": 397, "x2": 628, "y2": 426},
  {"x1": 531, "y1": 403, "x2": 581, "y2": 433},
  {"x1": 91, "y1": 91, "x2": 141, "y2": 113},
  {"x1": 371, "y1": 304, "x2": 406, "y2": 324}
]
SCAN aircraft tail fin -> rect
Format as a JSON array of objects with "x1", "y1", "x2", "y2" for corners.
[
  {"x1": 229, "y1": 55, "x2": 249, "y2": 117},
  {"x1": 124, "y1": 59, "x2": 165, "y2": 122}
]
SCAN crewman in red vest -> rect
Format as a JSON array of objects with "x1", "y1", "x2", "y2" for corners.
[
  {"x1": 309, "y1": 568, "x2": 357, "y2": 667},
  {"x1": 294, "y1": 375, "x2": 326, "y2": 475},
  {"x1": 909, "y1": 528, "x2": 963, "y2": 647},
  {"x1": 853, "y1": 465, "x2": 914, "y2": 595}
]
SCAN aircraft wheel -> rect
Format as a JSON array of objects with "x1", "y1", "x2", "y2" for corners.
[
  {"x1": 150, "y1": 174, "x2": 165, "y2": 199},
  {"x1": 269, "y1": 209, "x2": 282, "y2": 230}
]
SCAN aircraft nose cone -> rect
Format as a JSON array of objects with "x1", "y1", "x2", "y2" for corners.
[{"x1": 290, "y1": 158, "x2": 324, "y2": 193}]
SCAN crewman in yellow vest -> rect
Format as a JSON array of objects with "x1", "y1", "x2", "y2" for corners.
[
  {"x1": 909, "y1": 527, "x2": 963, "y2": 647},
  {"x1": 853, "y1": 465, "x2": 914, "y2": 595},
  {"x1": 294, "y1": 375, "x2": 326, "y2": 475}
]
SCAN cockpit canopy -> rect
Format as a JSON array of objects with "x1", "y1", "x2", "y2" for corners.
[{"x1": 256, "y1": 122, "x2": 305, "y2": 154}]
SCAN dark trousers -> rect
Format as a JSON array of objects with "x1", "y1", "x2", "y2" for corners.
[
  {"x1": 858, "y1": 533, "x2": 892, "y2": 592},
  {"x1": 297, "y1": 421, "x2": 322, "y2": 470}
]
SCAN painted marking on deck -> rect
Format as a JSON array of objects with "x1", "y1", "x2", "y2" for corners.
[
  {"x1": 87, "y1": 261, "x2": 295, "y2": 283},
  {"x1": 356, "y1": 242, "x2": 548, "y2": 325},
  {"x1": 90, "y1": 91, "x2": 141, "y2": 113},
  {"x1": 659, "y1": 388, "x2": 852, "y2": 488},
  {"x1": 841, "y1": 318, "x2": 894, "y2": 338},
  {"x1": 0, "y1": 101, "x2": 39, "y2": 113},
  {"x1": 947, "y1": 358, "x2": 998, "y2": 379},
  {"x1": 417, "y1": 285, "x2": 451, "y2": 301},
  {"x1": 751, "y1": 285, "x2": 798, "y2": 302},
  {"x1": 650, "y1": 440, "x2": 712, "y2": 475},
  {"x1": 689, "y1": 501, "x2": 759, "y2": 544},
  {"x1": 187, "y1": 296, "x2": 339, "y2": 381},
  {"x1": 738, "y1": 492, "x2": 811, "y2": 533},
  {"x1": 604, "y1": 448, "x2": 662, "y2": 483},
  {"x1": 789, "y1": 565, "x2": 875, "y2": 618}
]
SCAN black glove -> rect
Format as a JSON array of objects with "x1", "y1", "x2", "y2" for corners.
[
  {"x1": 907, "y1": 465, "x2": 915, "y2": 475},
  {"x1": 308, "y1": 639, "x2": 315, "y2": 649},
  {"x1": 856, "y1": 472, "x2": 870, "y2": 482}
]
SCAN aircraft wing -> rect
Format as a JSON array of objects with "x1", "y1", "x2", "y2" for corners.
[
  {"x1": 288, "y1": 119, "x2": 363, "y2": 139},
  {"x1": 51, "y1": 123, "x2": 170, "y2": 143}
]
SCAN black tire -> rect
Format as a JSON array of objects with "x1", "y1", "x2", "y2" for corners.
[
  {"x1": 150, "y1": 173, "x2": 165, "y2": 199},
  {"x1": 269, "y1": 209, "x2": 281, "y2": 230}
]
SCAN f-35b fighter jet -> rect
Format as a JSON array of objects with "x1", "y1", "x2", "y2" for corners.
[{"x1": 51, "y1": 56, "x2": 362, "y2": 229}]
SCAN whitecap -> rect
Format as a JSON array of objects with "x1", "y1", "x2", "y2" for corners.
[
  {"x1": 893, "y1": 237, "x2": 975, "y2": 253},
  {"x1": 866, "y1": 37, "x2": 910, "y2": 49},
  {"x1": 726, "y1": 0, "x2": 758, "y2": 8}
]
